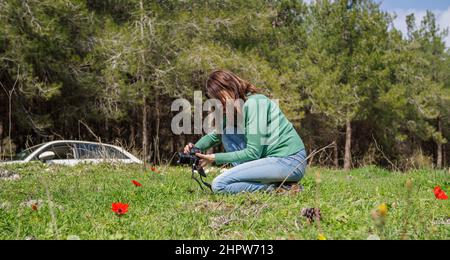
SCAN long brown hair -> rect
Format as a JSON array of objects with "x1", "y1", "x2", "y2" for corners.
[{"x1": 205, "y1": 70, "x2": 260, "y2": 103}]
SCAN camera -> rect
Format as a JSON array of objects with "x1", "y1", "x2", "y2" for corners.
[
  {"x1": 177, "y1": 146, "x2": 211, "y2": 191},
  {"x1": 177, "y1": 146, "x2": 202, "y2": 166}
]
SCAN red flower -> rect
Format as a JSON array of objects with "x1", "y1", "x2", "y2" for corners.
[
  {"x1": 434, "y1": 186, "x2": 448, "y2": 200},
  {"x1": 132, "y1": 180, "x2": 142, "y2": 187},
  {"x1": 434, "y1": 186, "x2": 442, "y2": 195},
  {"x1": 112, "y1": 203, "x2": 129, "y2": 215},
  {"x1": 149, "y1": 166, "x2": 160, "y2": 174}
]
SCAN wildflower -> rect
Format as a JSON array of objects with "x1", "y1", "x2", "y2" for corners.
[
  {"x1": 318, "y1": 234, "x2": 327, "y2": 240},
  {"x1": 377, "y1": 203, "x2": 388, "y2": 217},
  {"x1": 132, "y1": 180, "x2": 142, "y2": 187},
  {"x1": 149, "y1": 166, "x2": 160, "y2": 174},
  {"x1": 372, "y1": 204, "x2": 388, "y2": 227},
  {"x1": 434, "y1": 186, "x2": 441, "y2": 196},
  {"x1": 434, "y1": 186, "x2": 448, "y2": 200},
  {"x1": 112, "y1": 203, "x2": 129, "y2": 215}
]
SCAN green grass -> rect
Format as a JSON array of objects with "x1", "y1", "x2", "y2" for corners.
[{"x1": 0, "y1": 163, "x2": 448, "y2": 240}]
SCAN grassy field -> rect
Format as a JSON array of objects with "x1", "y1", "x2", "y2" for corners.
[{"x1": 0, "y1": 163, "x2": 448, "y2": 240}]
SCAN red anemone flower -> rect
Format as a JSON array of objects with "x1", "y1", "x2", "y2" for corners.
[
  {"x1": 112, "y1": 203, "x2": 129, "y2": 215},
  {"x1": 434, "y1": 186, "x2": 442, "y2": 195},
  {"x1": 132, "y1": 180, "x2": 142, "y2": 187},
  {"x1": 149, "y1": 166, "x2": 160, "y2": 174},
  {"x1": 434, "y1": 186, "x2": 448, "y2": 200}
]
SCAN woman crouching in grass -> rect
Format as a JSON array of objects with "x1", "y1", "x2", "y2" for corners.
[{"x1": 184, "y1": 70, "x2": 307, "y2": 194}]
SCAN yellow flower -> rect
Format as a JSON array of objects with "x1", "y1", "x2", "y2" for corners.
[
  {"x1": 377, "y1": 203, "x2": 388, "y2": 217},
  {"x1": 318, "y1": 234, "x2": 327, "y2": 240}
]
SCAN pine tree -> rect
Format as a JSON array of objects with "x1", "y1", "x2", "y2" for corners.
[{"x1": 301, "y1": 0, "x2": 391, "y2": 170}]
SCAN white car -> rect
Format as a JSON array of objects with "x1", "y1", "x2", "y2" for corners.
[{"x1": 0, "y1": 140, "x2": 142, "y2": 166}]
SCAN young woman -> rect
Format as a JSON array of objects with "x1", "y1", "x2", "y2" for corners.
[{"x1": 184, "y1": 70, "x2": 307, "y2": 194}]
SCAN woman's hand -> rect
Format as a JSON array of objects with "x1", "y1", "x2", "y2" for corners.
[
  {"x1": 184, "y1": 143, "x2": 194, "y2": 154},
  {"x1": 195, "y1": 153, "x2": 215, "y2": 167}
]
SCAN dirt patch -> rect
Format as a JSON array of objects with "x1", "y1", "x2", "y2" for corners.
[
  {"x1": 20, "y1": 199, "x2": 45, "y2": 208},
  {"x1": 0, "y1": 169, "x2": 21, "y2": 181},
  {"x1": 272, "y1": 183, "x2": 304, "y2": 196},
  {"x1": 192, "y1": 200, "x2": 235, "y2": 213},
  {"x1": 20, "y1": 199, "x2": 64, "y2": 211},
  {"x1": 209, "y1": 216, "x2": 236, "y2": 231}
]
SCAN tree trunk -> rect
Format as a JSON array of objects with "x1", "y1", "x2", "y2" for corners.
[
  {"x1": 334, "y1": 137, "x2": 339, "y2": 168},
  {"x1": 139, "y1": 0, "x2": 149, "y2": 166},
  {"x1": 0, "y1": 120, "x2": 3, "y2": 160},
  {"x1": 170, "y1": 135, "x2": 174, "y2": 155},
  {"x1": 436, "y1": 117, "x2": 443, "y2": 169},
  {"x1": 154, "y1": 93, "x2": 161, "y2": 165},
  {"x1": 130, "y1": 123, "x2": 136, "y2": 149},
  {"x1": 8, "y1": 91, "x2": 13, "y2": 160},
  {"x1": 344, "y1": 119, "x2": 352, "y2": 171},
  {"x1": 142, "y1": 98, "x2": 149, "y2": 166},
  {"x1": 443, "y1": 144, "x2": 447, "y2": 169},
  {"x1": 105, "y1": 118, "x2": 109, "y2": 143},
  {"x1": 139, "y1": 0, "x2": 147, "y2": 163}
]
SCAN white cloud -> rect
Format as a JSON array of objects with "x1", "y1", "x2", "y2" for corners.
[{"x1": 390, "y1": 7, "x2": 450, "y2": 47}]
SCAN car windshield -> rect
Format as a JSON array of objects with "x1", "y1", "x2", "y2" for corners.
[
  {"x1": 13, "y1": 144, "x2": 44, "y2": 161},
  {"x1": 76, "y1": 143, "x2": 128, "y2": 160}
]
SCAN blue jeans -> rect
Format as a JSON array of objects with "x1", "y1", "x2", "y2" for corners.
[{"x1": 212, "y1": 129, "x2": 308, "y2": 194}]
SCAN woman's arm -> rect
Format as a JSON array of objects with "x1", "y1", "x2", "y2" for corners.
[
  {"x1": 214, "y1": 103, "x2": 265, "y2": 165},
  {"x1": 194, "y1": 131, "x2": 221, "y2": 152}
]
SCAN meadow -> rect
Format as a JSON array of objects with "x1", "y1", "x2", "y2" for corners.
[{"x1": 0, "y1": 163, "x2": 448, "y2": 240}]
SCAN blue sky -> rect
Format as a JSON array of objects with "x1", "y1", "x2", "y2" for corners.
[
  {"x1": 378, "y1": 1, "x2": 450, "y2": 47},
  {"x1": 379, "y1": 0, "x2": 450, "y2": 10}
]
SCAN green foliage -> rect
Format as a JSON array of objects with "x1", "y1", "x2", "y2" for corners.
[{"x1": 301, "y1": 0, "x2": 391, "y2": 126}]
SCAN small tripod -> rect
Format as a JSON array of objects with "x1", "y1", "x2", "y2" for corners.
[{"x1": 191, "y1": 164, "x2": 212, "y2": 192}]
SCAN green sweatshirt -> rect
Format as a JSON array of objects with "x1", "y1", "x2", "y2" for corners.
[{"x1": 195, "y1": 94, "x2": 305, "y2": 165}]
